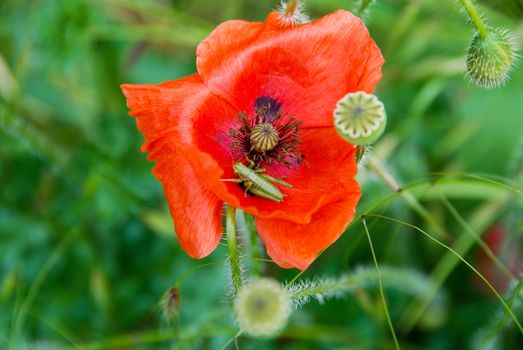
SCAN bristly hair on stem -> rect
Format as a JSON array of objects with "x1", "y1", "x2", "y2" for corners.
[
  {"x1": 458, "y1": 0, "x2": 489, "y2": 38},
  {"x1": 286, "y1": 265, "x2": 441, "y2": 309},
  {"x1": 224, "y1": 204, "x2": 244, "y2": 296},
  {"x1": 277, "y1": 0, "x2": 308, "y2": 26},
  {"x1": 241, "y1": 212, "x2": 262, "y2": 277}
]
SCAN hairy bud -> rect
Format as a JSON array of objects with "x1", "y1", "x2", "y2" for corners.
[
  {"x1": 466, "y1": 28, "x2": 519, "y2": 89},
  {"x1": 233, "y1": 278, "x2": 291, "y2": 337}
]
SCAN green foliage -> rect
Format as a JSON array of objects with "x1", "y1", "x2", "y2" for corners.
[
  {"x1": 1, "y1": 0, "x2": 522, "y2": 349},
  {"x1": 472, "y1": 276, "x2": 523, "y2": 349}
]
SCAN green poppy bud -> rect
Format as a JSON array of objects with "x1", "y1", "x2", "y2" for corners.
[
  {"x1": 233, "y1": 278, "x2": 291, "y2": 337},
  {"x1": 466, "y1": 28, "x2": 519, "y2": 89}
]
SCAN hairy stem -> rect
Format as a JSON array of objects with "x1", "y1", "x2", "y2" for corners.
[
  {"x1": 458, "y1": 0, "x2": 488, "y2": 38},
  {"x1": 284, "y1": 0, "x2": 299, "y2": 17},
  {"x1": 225, "y1": 204, "x2": 242, "y2": 294},
  {"x1": 288, "y1": 266, "x2": 438, "y2": 307},
  {"x1": 243, "y1": 212, "x2": 261, "y2": 277}
]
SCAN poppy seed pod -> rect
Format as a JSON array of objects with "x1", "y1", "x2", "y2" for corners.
[
  {"x1": 334, "y1": 91, "x2": 386, "y2": 146},
  {"x1": 234, "y1": 278, "x2": 291, "y2": 337},
  {"x1": 466, "y1": 28, "x2": 519, "y2": 89}
]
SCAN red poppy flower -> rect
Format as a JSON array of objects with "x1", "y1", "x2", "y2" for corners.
[{"x1": 121, "y1": 10, "x2": 384, "y2": 270}]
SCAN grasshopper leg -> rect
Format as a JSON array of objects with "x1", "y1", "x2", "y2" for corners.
[
  {"x1": 249, "y1": 186, "x2": 283, "y2": 203},
  {"x1": 243, "y1": 181, "x2": 254, "y2": 197},
  {"x1": 260, "y1": 174, "x2": 292, "y2": 188}
]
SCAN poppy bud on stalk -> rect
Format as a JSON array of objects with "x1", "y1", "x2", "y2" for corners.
[
  {"x1": 333, "y1": 91, "x2": 387, "y2": 146},
  {"x1": 233, "y1": 278, "x2": 291, "y2": 337},
  {"x1": 466, "y1": 28, "x2": 519, "y2": 89}
]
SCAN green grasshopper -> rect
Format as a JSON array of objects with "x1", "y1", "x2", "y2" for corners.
[{"x1": 222, "y1": 161, "x2": 292, "y2": 202}]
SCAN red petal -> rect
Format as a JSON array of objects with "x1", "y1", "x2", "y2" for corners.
[
  {"x1": 355, "y1": 39, "x2": 384, "y2": 92},
  {"x1": 121, "y1": 77, "x2": 225, "y2": 258},
  {"x1": 255, "y1": 182, "x2": 361, "y2": 270},
  {"x1": 121, "y1": 75, "x2": 203, "y2": 152},
  {"x1": 152, "y1": 140, "x2": 224, "y2": 258},
  {"x1": 196, "y1": 19, "x2": 264, "y2": 98},
  {"x1": 196, "y1": 10, "x2": 384, "y2": 128}
]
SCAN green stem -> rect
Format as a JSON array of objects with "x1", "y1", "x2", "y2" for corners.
[
  {"x1": 243, "y1": 212, "x2": 261, "y2": 277},
  {"x1": 225, "y1": 204, "x2": 242, "y2": 294},
  {"x1": 10, "y1": 229, "x2": 79, "y2": 345},
  {"x1": 398, "y1": 195, "x2": 508, "y2": 332},
  {"x1": 289, "y1": 266, "x2": 438, "y2": 310},
  {"x1": 366, "y1": 155, "x2": 449, "y2": 239},
  {"x1": 458, "y1": 0, "x2": 489, "y2": 38},
  {"x1": 61, "y1": 309, "x2": 232, "y2": 350},
  {"x1": 356, "y1": 0, "x2": 374, "y2": 16},
  {"x1": 284, "y1": 0, "x2": 299, "y2": 17},
  {"x1": 438, "y1": 192, "x2": 515, "y2": 281},
  {"x1": 362, "y1": 216, "x2": 401, "y2": 350},
  {"x1": 218, "y1": 330, "x2": 243, "y2": 350},
  {"x1": 373, "y1": 214, "x2": 523, "y2": 337}
]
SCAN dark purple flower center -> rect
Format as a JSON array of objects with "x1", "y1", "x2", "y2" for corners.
[{"x1": 228, "y1": 96, "x2": 303, "y2": 168}]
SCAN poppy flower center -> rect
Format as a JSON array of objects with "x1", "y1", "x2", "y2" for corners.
[
  {"x1": 227, "y1": 96, "x2": 303, "y2": 168},
  {"x1": 250, "y1": 123, "x2": 279, "y2": 152}
]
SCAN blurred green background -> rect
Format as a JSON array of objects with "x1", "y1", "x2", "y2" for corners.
[{"x1": 1, "y1": 0, "x2": 522, "y2": 349}]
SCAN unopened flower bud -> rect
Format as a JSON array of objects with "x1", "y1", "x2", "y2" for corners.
[
  {"x1": 233, "y1": 278, "x2": 291, "y2": 337},
  {"x1": 466, "y1": 28, "x2": 519, "y2": 89},
  {"x1": 333, "y1": 91, "x2": 387, "y2": 146}
]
